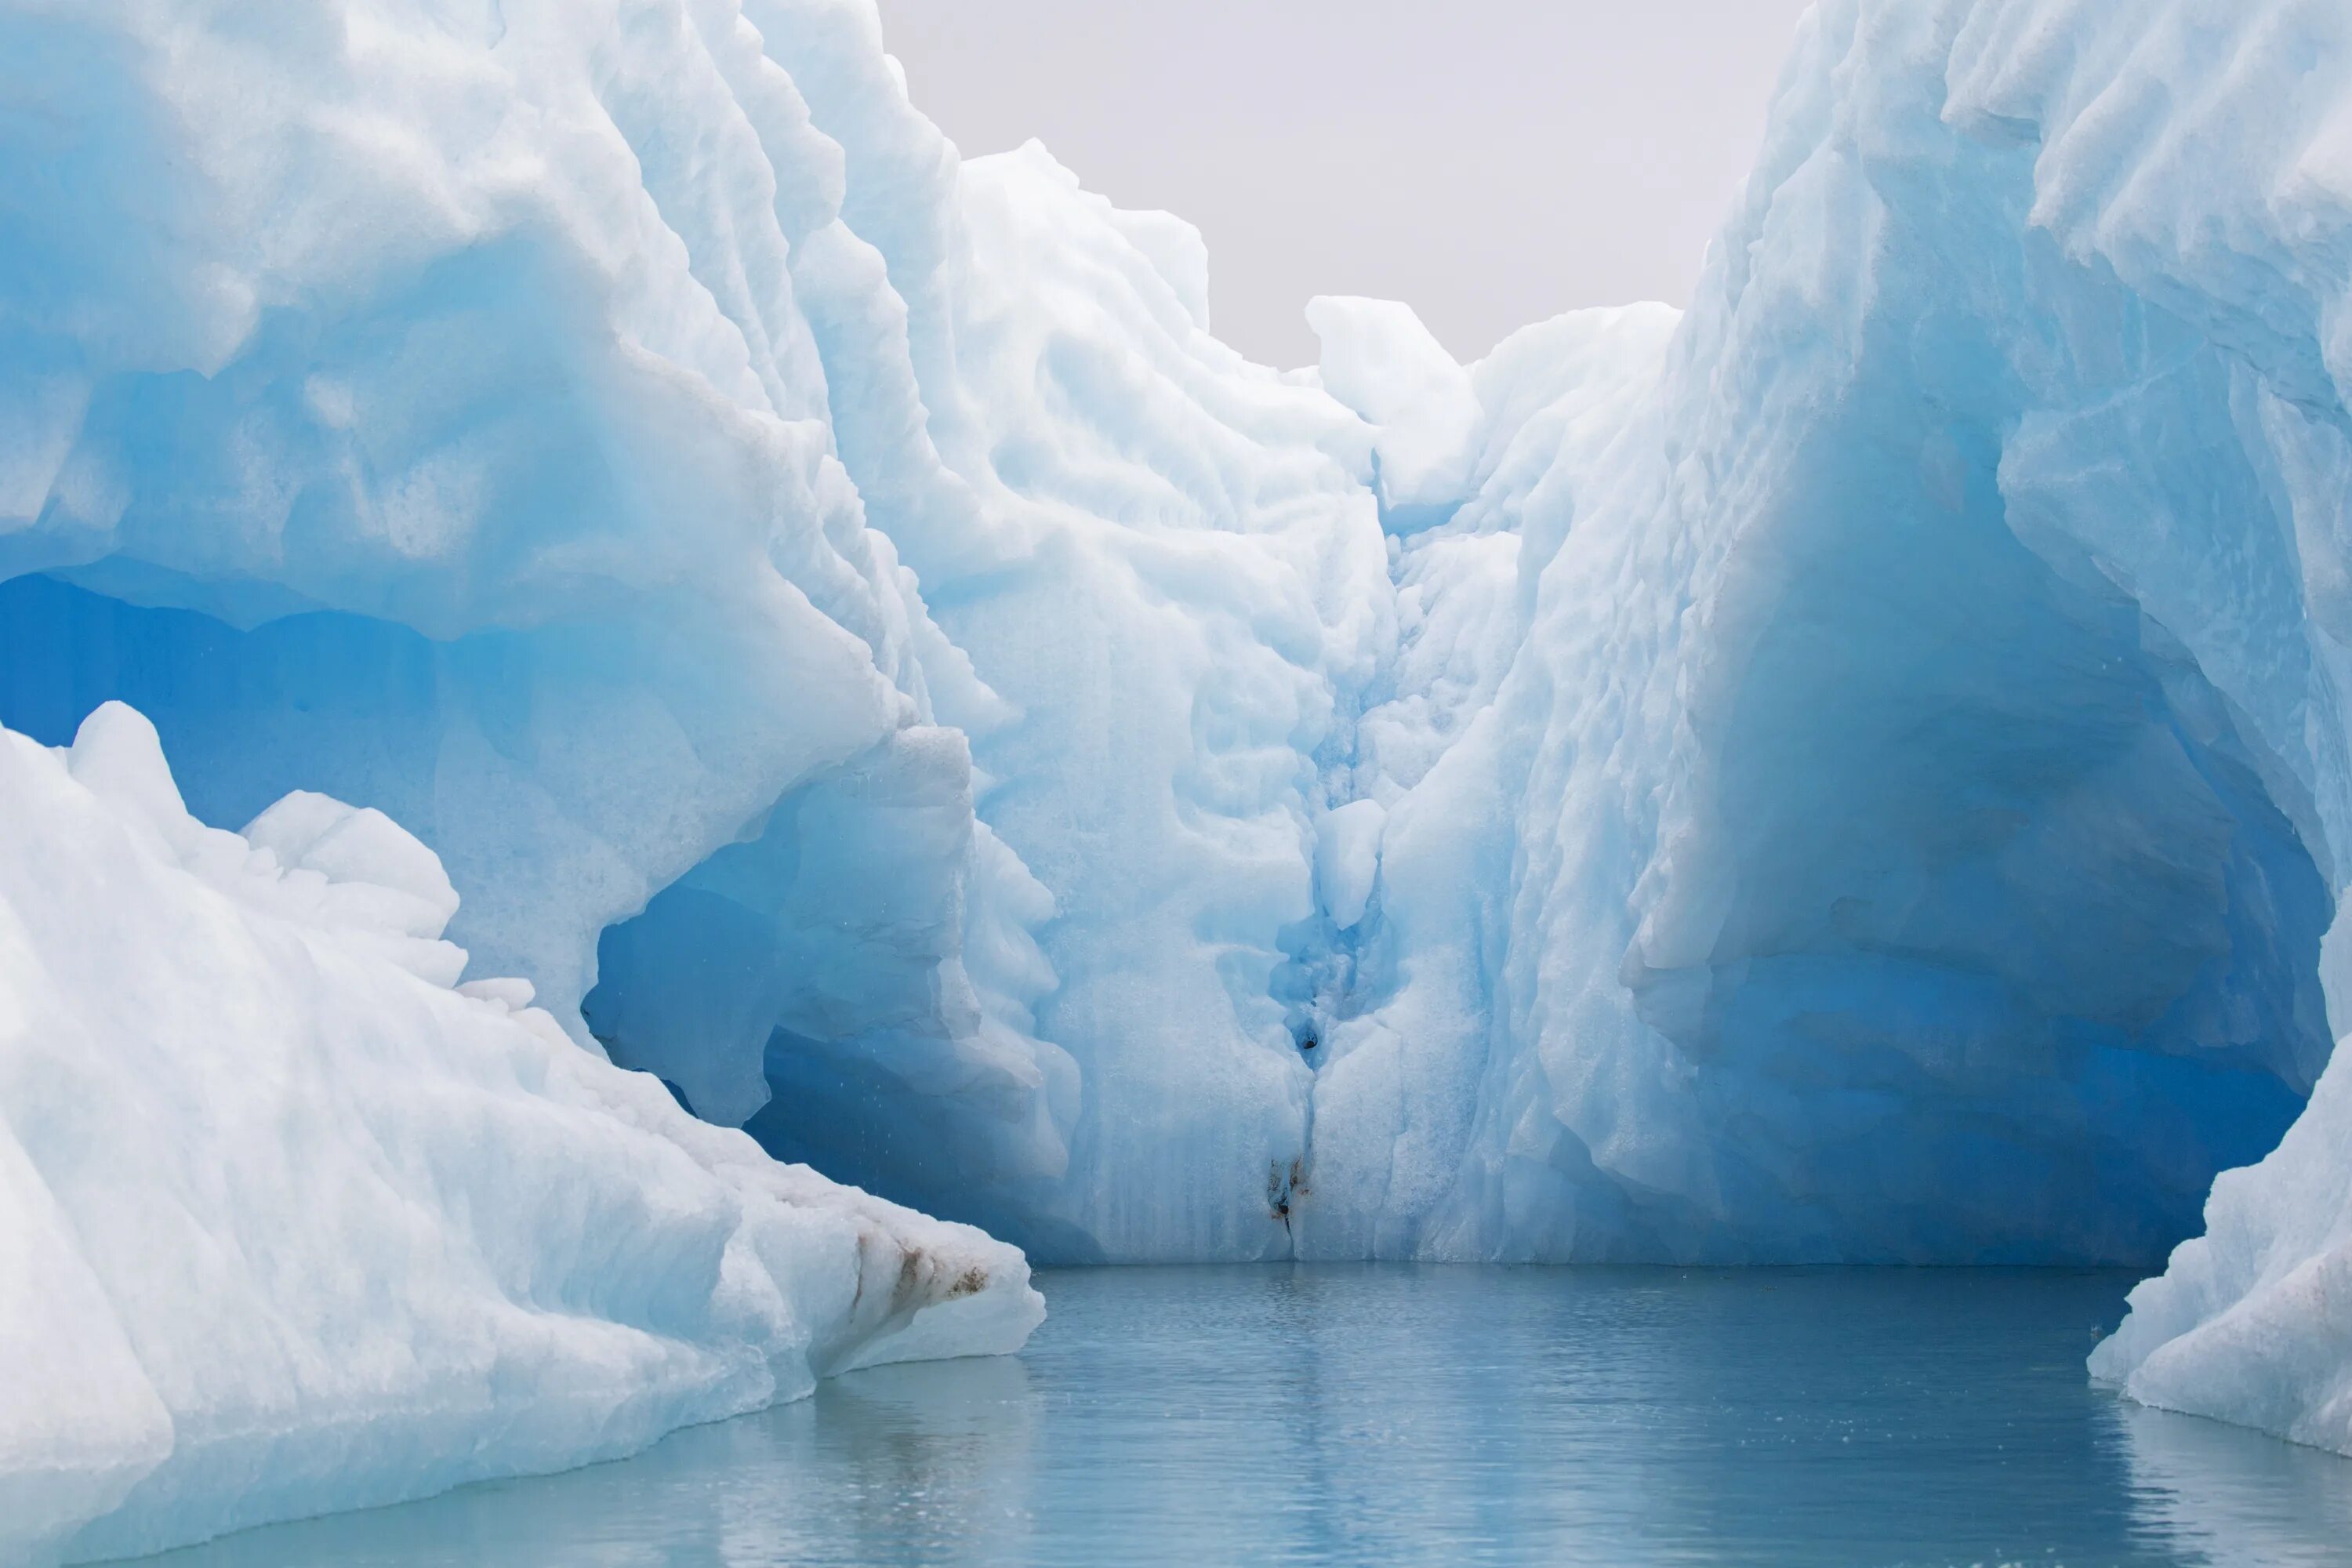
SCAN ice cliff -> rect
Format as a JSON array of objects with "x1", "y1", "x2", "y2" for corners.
[
  {"x1": 6, "y1": 0, "x2": 2352, "y2": 1510},
  {"x1": 1305, "y1": 0, "x2": 2352, "y2": 1450}
]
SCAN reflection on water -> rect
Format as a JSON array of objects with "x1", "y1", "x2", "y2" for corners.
[
  {"x1": 2111, "y1": 1396, "x2": 2352, "y2": 1567},
  {"x1": 125, "y1": 1267, "x2": 2352, "y2": 1567}
]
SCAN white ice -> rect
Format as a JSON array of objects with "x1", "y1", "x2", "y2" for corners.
[{"x1": 0, "y1": 704, "x2": 1039, "y2": 1565}]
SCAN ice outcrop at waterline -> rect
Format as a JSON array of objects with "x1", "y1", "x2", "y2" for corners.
[
  {"x1": 0, "y1": 705, "x2": 1040, "y2": 1565},
  {"x1": 9, "y1": 0, "x2": 2352, "y2": 1472},
  {"x1": 1300, "y1": 0, "x2": 2352, "y2": 1451},
  {"x1": 1301, "y1": 0, "x2": 2352, "y2": 1449},
  {"x1": 1304, "y1": 0, "x2": 2352, "y2": 1275}
]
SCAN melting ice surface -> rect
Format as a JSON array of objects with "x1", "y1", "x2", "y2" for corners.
[{"x1": 114, "y1": 1268, "x2": 2352, "y2": 1568}]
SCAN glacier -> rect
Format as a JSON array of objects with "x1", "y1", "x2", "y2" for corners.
[{"x1": 5, "y1": 0, "x2": 2352, "y2": 1537}]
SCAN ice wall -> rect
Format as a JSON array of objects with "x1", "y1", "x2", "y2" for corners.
[
  {"x1": 1286, "y1": 0, "x2": 2352, "y2": 1271},
  {"x1": 0, "y1": 0, "x2": 1385, "y2": 1262},
  {"x1": 0, "y1": 705, "x2": 1040, "y2": 1565},
  {"x1": 1924, "y1": 0, "x2": 2352, "y2": 1454},
  {"x1": 901, "y1": 148, "x2": 1388, "y2": 1258},
  {"x1": 1281, "y1": 0, "x2": 2352, "y2": 1447},
  {"x1": 9, "y1": 0, "x2": 2352, "y2": 1442}
]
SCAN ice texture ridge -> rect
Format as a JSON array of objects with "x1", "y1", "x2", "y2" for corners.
[
  {"x1": 0, "y1": 705, "x2": 1040, "y2": 1565},
  {"x1": 0, "y1": 0, "x2": 1390, "y2": 1268}
]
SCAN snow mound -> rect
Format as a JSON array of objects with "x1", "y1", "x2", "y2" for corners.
[{"x1": 0, "y1": 703, "x2": 1040, "y2": 1566}]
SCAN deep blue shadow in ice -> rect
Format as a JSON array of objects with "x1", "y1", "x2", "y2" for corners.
[
  {"x1": 0, "y1": 568, "x2": 668, "y2": 990},
  {"x1": 0, "y1": 568, "x2": 654, "y2": 849},
  {"x1": 1608, "y1": 232, "x2": 2335, "y2": 1264},
  {"x1": 112, "y1": 1267, "x2": 2352, "y2": 1567},
  {"x1": 0, "y1": 571, "x2": 443, "y2": 828}
]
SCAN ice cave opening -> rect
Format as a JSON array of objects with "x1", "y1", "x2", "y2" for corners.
[
  {"x1": 580, "y1": 733, "x2": 1098, "y2": 1262},
  {"x1": 1629, "y1": 463, "x2": 2336, "y2": 1262},
  {"x1": 0, "y1": 564, "x2": 1093, "y2": 1256}
]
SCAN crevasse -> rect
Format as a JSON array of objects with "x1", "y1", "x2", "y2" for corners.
[{"x1": 6, "y1": 0, "x2": 2352, "y2": 1548}]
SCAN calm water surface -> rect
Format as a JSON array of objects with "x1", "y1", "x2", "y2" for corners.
[{"x1": 135, "y1": 1266, "x2": 2352, "y2": 1567}]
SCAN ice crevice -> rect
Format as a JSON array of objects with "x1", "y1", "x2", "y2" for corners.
[{"x1": 9, "y1": 0, "x2": 2352, "y2": 1546}]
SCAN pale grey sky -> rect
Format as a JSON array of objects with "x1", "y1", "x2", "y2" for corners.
[{"x1": 874, "y1": 1, "x2": 1817, "y2": 367}]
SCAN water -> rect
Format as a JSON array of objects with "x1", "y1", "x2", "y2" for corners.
[{"x1": 129, "y1": 1266, "x2": 2352, "y2": 1567}]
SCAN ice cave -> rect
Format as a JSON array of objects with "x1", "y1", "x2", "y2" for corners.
[{"x1": 5, "y1": 0, "x2": 2352, "y2": 1562}]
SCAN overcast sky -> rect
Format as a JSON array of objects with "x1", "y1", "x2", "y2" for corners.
[{"x1": 873, "y1": 1, "x2": 1818, "y2": 367}]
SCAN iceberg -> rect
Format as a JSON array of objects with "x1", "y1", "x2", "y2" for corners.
[
  {"x1": 1291, "y1": 0, "x2": 2352, "y2": 1447},
  {"x1": 0, "y1": 0, "x2": 1391, "y2": 1266},
  {"x1": 0, "y1": 704, "x2": 1039, "y2": 1565},
  {"x1": 1301, "y1": 0, "x2": 2352, "y2": 1446},
  {"x1": 1307, "y1": 0, "x2": 2352, "y2": 1273},
  {"x1": 9, "y1": 0, "x2": 2352, "y2": 1490}
]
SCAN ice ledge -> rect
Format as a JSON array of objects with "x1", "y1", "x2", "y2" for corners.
[{"x1": 0, "y1": 705, "x2": 1042, "y2": 1566}]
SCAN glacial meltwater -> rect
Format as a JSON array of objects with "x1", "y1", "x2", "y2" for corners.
[{"x1": 121, "y1": 1267, "x2": 2352, "y2": 1568}]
